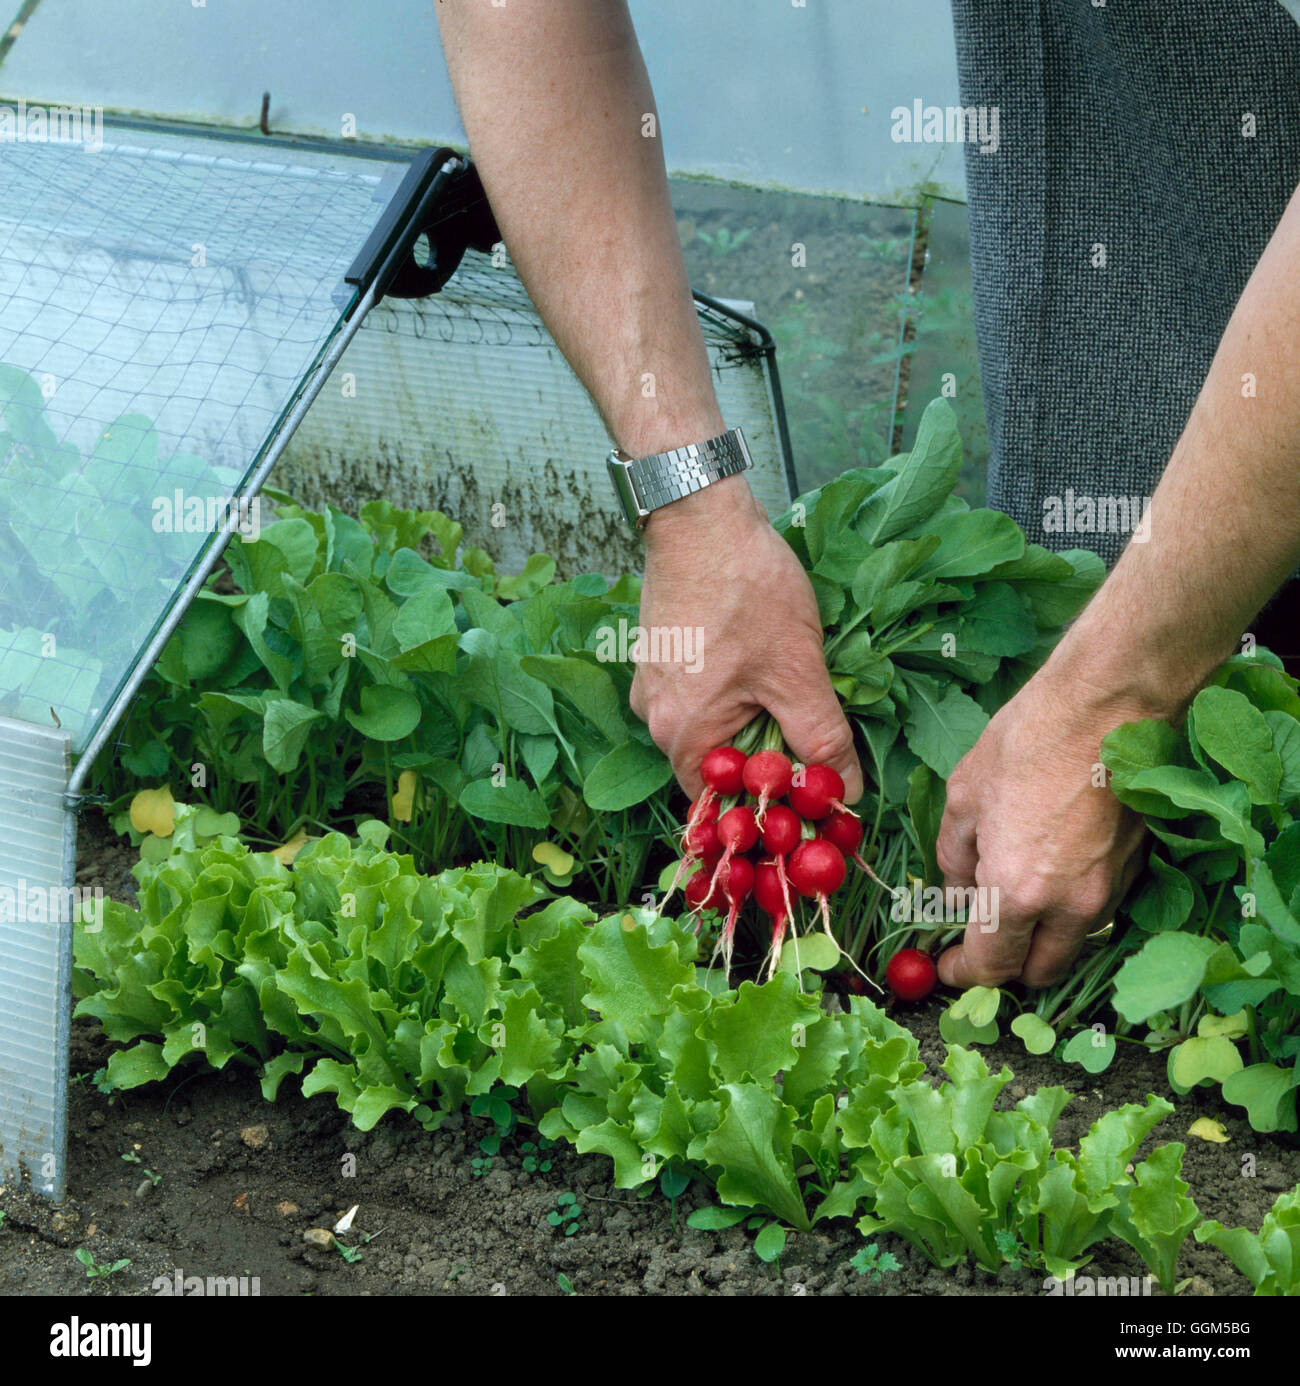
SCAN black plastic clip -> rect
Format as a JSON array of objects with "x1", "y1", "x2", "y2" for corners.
[{"x1": 345, "y1": 145, "x2": 501, "y2": 303}]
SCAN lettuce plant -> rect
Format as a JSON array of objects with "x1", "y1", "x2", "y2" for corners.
[
  {"x1": 847, "y1": 1047, "x2": 1189, "y2": 1280},
  {"x1": 74, "y1": 814, "x2": 1196, "y2": 1283},
  {"x1": 1195, "y1": 1186, "x2": 1300, "y2": 1295}
]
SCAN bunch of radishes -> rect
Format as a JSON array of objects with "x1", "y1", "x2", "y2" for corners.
[{"x1": 665, "y1": 743, "x2": 879, "y2": 985}]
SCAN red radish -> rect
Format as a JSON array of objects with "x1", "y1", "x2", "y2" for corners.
[
  {"x1": 660, "y1": 805, "x2": 723, "y2": 913},
  {"x1": 681, "y1": 788, "x2": 719, "y2": 828},
  {"x1": 682, "y1": 748, "x2": 747, "y2": 857},
  {"x1": 760, "y1": 804, "x2": 802, "y2": 857},
  {"x1": 719, "y1": 852, "x2": 754, "y2": 913},
  {"x1": 789, "y1": 763, "x2": 858, "y2": 822},
  {"x1": 753, "y1": 857, "x2": 796, "y2": 982},
  {"x1": 885, "y1": 948, "x2": 937, "y2": 1003},
  {"x1": 716, "y1": 805, "x2": 759, "y2": 854},
  {"x1": 681, "y1": 792, "x2": 720, "y2": 838},
  {"x1": 703, "y1": 804, "x2": 759, "y2": 901},
  {"x1": 787, "y1": 838, "x2": 846, "y2": 940},
  {"x1": 742, "y1": 749, "x2": 793, "y2": 824},
  {"x1": 819, "y1": 809, "x2": 862, "y2": 856},
  {"x1": 684, "y1": 863, "x2": 719, "y2": 913},
  {"x1": 818, "y1": 810, "x2": 889, "y2": 887},
  {"x1": 787, "y1": 838, "x2": 846, "y2": 899},
  {"x1": 683, "y1": 816, "x2": 721, "y2": 859},
  {"x1": 752, "y1": 858, "x2": 788, "y2": 918},
  {"x1": 679, "y1": 786, "x2": 722, "y2": 855},
  {"x1": 700, "y1": 745, "x2": 747, "y2": 796},
  {"x1": 711, "y1": 853, "x2": 755, "y2": 981}
]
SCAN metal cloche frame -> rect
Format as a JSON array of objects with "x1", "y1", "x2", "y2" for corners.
[{"x1": 0, "y1": 131, "x2": 470, "y2": 1201}]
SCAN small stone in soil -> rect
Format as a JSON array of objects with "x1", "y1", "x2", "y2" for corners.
[
  {"x1": 303, "y1": 1228, "x2": 335, "y2": 1249},
  {"x1": 240, "y1": 1124, "x2": 269, "y2": 1150},
  {"x1": 275, "y1": 1200, "x2": 299, "y2": 1218}
]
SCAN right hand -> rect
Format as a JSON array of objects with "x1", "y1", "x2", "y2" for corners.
[{"x1": 628, "y1": 477, "x2": 864, "y2": 801}]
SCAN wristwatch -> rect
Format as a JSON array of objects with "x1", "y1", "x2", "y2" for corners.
[{"x1": 606, "y1": 426, "x2": 753, "y2": 528}]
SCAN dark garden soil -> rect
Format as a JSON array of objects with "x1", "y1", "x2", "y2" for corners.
[{"x1": 3, "y1": 813, "x2": 1294, "y2": 1299}]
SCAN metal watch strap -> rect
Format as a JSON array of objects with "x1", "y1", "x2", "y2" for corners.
[{"x1": 606, "y1": 427, "x2": 753, "y2": 527}]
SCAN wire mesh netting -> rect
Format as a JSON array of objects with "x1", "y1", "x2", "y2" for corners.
[
  {"x1": 418, "y1": 247, "x2": 766, "y2": 363},
  {"x1": 0, "y1": 129, "x2": 405, "y2": 752},
  {"x1": 274, "y1": 242, "x2": 796, "y2": 581}
]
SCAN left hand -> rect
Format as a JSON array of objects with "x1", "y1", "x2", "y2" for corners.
[{"x1": 934, "y1": 665, "x2": 1150, "y2": 989}]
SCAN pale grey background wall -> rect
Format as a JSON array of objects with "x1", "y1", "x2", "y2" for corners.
[{"x1": 0, "y1": 0, "x2": 966, "y2": 204}]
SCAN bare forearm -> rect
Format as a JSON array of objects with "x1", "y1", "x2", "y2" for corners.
[
  {"x1": 435, "y1": 2, "x2": 861, "y2": 797},
  {"x1": 1047, "y1": 180, "x2": 1300, "y2": 715},
  {"x1": 434, "y1": 0, "x2": 724, "y2": 460}
]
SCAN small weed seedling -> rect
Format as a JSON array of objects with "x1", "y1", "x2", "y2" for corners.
[
  {"x1": 850, "y1": 1242, "x2": 902, "y2": 1285},
  {"x1": 548, "y1": 1192, "x2": 581, "y2": 1236},
  {"x1": 659, "y1": 1165, "x2": 690, "y2": 1233},
  {"x1": 335, "y1": 1242, "x2": 363, "y2": 1265},
  {"x1": 469, "y1": 1084, "x2": 519, "y2": 1140},
  {"x1": 994, "y1": 1228, "x2": 1024, "y2": 1270},
  {"x1": 469, "y1": 1084, "x2": 521, "y2": 1179},
  {"x1": 695, "y1": 226, "x2": 754, "y2": 257},
  {"x1": 75, "y1": 1248, "x2": 130, "y2": 1280},
  {"x1": 120, "y1": 1150, "x2": 140, "y2": 1165},
  {"x1": 683, "y1": 1202, "x2": 786, "y2": 1266},
  {"x1": 557, "y1": 1272, "x2": 575, "y2": 1296},
  {"x1": 749, "y1": 1216, "x2": 786, "y2": 1266},
  {"x1": 520, "y1": 1137, "x2": 555, "y2": 1174},
  {"x1": 472, "y1": 1124, "x2": 507, "y2": 1177}
]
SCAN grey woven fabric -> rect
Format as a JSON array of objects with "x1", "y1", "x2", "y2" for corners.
[{"x1": 950, "y1": 1, "x2": 1300, "y2": 566}]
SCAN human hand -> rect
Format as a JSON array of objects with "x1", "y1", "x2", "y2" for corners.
[
  {"x1": 934, "y1": 664, "x2": 1151, "y2": 989},
  {"x1": 628, "y1": 477, "x2": 864, "y2": 801}
]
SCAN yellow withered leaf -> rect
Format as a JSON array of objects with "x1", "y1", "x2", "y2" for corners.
[
  {"x1": 1187, "y1": 1117, "x2": 1230, "y2": 1144},
  {"x1": 129, "y1": 786, "x2": 175, "y2": 838},
  {"x1": 391, "y1": 769, "x2": 419, "y2": 823},
  {"x1": 532, "y1": 841, "x2": 575, "y2": 875},
  {"x1": 271, "y1": 829, "x2": 311, "y2": 866}
]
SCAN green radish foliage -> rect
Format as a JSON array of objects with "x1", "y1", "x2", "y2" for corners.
[
  {"x1": 94, "y1": 398, "x2": 1101, "y2": 941},
  {"x1": 1101, "y1": 655, "x2": 1300, "y2": 1133},
  {"x1": 92, "y1": 492, "x2": 677, "y2": 905}
]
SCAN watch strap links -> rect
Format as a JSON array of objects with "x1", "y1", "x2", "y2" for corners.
[{"x1": 607, "y1": 427, "x2": 752, "y2": 527}]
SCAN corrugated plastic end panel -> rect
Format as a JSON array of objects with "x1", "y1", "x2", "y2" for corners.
[{"x1": 0, "y1": 716, "x2": 75, "y2": 1201}]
